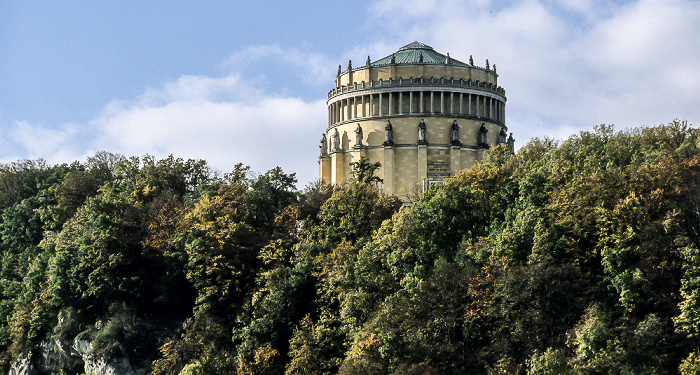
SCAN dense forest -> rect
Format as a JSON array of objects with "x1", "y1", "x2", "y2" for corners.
[{"x1": 1, "y1": 120, "x2": 700, "y2": 374}]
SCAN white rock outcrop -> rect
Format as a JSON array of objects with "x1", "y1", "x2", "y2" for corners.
[{"x1": 8, "y1": 338, "x2": 146, "y2": 375}]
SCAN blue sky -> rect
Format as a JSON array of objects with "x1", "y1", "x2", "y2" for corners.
[{"x1": 2, "y1": 0, "x2": 699, "y2": 186}]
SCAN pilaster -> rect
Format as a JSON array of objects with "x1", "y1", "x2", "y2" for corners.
[
  {"x1": 383, "y1": 145, "x2": 395, "y2": 195},
  {"x1": 331, "y1": 151, "x2": 345, "y2": 185},
  {"x1": 417, "y1": 144, "x2": 428, "y2": 191},
  {"x1": 319, "y1": 155, "x2": 331, "y2": 184},
  {"x1": 352, "y1": 145, "x2": 366, "y2": 165},
  {"x1": 450, "y1": 145, "x2": 461, "y2": 176}
]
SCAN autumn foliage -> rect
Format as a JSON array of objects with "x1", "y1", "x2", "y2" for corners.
[{"x1": 0, "y1": 121, "x2": 699, "y2": 374}]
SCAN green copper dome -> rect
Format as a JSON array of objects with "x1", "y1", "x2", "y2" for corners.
[{"x1": 371, "y1": 41, "x2": 468, "y2": 67}]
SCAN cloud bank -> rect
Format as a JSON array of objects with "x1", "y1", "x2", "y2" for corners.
[
  {"x1": 363, "y1": 0, "x2": 700, "y2": 143},
  {"x1": 1, "y1": 0, "x2": 699, "y2": 186},
  {"x1": 1, "y1": 46, "x2": 328, "y2": 186}
]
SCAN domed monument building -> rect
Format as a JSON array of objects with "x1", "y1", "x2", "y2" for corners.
[{"x1": 319, "y1": 41, "x2": 513, "y2": 199}]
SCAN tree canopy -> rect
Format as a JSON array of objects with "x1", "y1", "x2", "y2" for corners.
[{"x1": 0, "y1": 120, "x2": 699, "y2": 374}]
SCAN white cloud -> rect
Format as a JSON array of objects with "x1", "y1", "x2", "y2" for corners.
[
  {"x1": 0, "y1": 120, "x2": 89, "y2": 165},
  {"x1": 361, "y1": 0, "x2": 700, "y2": 148},
  {"x1": 1, "y1": 45, "x2": 332, "y2": 186},
  {"x1": 222, "y1": 44, "x2": 338, "y2": 89},
  {"x1": 4, "y1": 1, "x2": 700, "y2": 180},
  {"x1": 91, "y1": 84, "x2": 326, "y2": 185}
]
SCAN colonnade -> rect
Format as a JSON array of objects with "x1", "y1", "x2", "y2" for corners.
[{"x1": 328, "y1": 90, "x2": 505, "y2": 127}]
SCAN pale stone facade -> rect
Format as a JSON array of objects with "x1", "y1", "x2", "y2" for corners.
[{"x1": 319, "y1": 42, "x2": 512, "y2": 200}]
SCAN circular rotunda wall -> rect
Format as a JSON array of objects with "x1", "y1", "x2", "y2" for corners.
[{"x1": 319, "y1": 41, "x2": 512, "y2": 200}]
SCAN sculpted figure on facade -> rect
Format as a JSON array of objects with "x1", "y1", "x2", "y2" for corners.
[
  {"x1": 332, "y1": 128, "x2": 341, "y2": 151},
  {"x1": 418, "y1": 119, "x2": 427, "y2": 144},
  {"x1": 320, "y1": 133, "x2": 328, "y2": 155},
  {"x1": 384, "y1": 120, "x2": 394, "y2": 145},
  {"x1": 451, "y1": 120, "x2": 461, "y2": 145},
  {"x1": 478, "y1": 123, "x2": 489, "y2": 147},
  {"x1": 507, "y1": 133, "x2": 515, "y2": 153},
  {"x1": 354, "y1": 124, "x2": 363, "y2": 147},
  {"x1": 498, "y1": 128, "x2": 507, "y2": 145},
  {"x1": 320, "y1": 41, "x2": 510, "y2": 199}
]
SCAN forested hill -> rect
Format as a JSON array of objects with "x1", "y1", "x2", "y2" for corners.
[{"x1": 1, "y1": 120, "x2": 700, "y2": 374}]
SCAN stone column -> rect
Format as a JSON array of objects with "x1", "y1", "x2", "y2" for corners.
[
  {"x1": 420, "y1": 91, "x2": 424, "y2": 113},
  {"x1": 351, "y1": 97, "x2": 355, "y2": 119},
  {"x1": 440, "y1": 92, "x2": 444, "y2": 113},
  {"x1": 362, "y1": 95, "x2": 366, "y2": 118},
  {"x1": 344, "y1": 99, "x2": 348, "y2": 121},
  {"x1": 502, "y1": 101, "x2": 506, "y2": 124},
  {"x1": 430, "y1": 91, "x2": 434, "y2": 113},
  {"x1": 410, "y1": 92, "x2": 413, "y2": 114},
  {"x1": 476, "y1": 96, "x2": 480, "y2": 118},
  {"x1": 379, "y1": 93, "x2": 383, "y2": 116},
  {"x1": 450, "y1": 92, "x2": 454, "y2": 114},
  {"x1": 389, "y1": 92, "x2": 393, "y2": 115},
  {"x1": 468, "y1": 94, "x2": 472, "y2": 116},
  {"x1": 496, "y1": 100, "x2": 501, "y2": 122}
]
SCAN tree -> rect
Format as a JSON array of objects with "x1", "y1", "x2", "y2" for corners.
[{"x1": 349, "y1": 157, "x2": 382, "y2": 184}]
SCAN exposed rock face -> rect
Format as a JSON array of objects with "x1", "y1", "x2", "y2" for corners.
[
  {"x1": 7, "y1": 353, "x2": 30, "y2": 375},
  {"x1": 9, "y1": 338, "x2": 146, "y2": 375}
]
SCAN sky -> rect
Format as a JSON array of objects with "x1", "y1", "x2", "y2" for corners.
[{"x1": 1, "y1": 0, "x2": 699, "y2": 187}]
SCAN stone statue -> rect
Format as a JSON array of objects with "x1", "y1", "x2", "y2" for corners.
[
  {"x1": 419, "y1": 52, "x2": 424, "y2": 63},
  {"x1": 478, "y1": 123, "x2": 488, "y2": 147},
  {"x1": 391, "y1": 53, "x2": 396, "y2": 64},
  {"x1": 320, "y1": 133, "x2": 328, "y2": 155},
  {"x1": 348, "y1": 60, "x2": 352, "y2": 71},
  {"x1": 337, "y1": 64, "x2": 341, "y2": 76},
  {"x1": 451, "y1": 120, "x2": 461, "y2": 145},
  {"x1": 498, "y1": 128, "x2": 507, "y2": 145},
  {"x1": 418, "y1": 119, "x2": 427, "y2": 144},
  {"x1": 384, "y1": 120, "x2": 394, "y2": 145},
  {"x1": 507, "y1": 133, "x2": 515, "y2": 153},
  {"x1": 469, "y1": 55, "x2": 474, "y2": 66},
  {"x1": 366, "y1": 55, "x2": 371, "y2": 67},
  {"x1": 354, "y1": 124, "x2": 363, "y2": 147},
  {"x1": 485, "y1": 59, "x2": 490, "y2": 70},
  {"x1": 333, "y1": 128, "x2": 341, "y2": 151}
]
